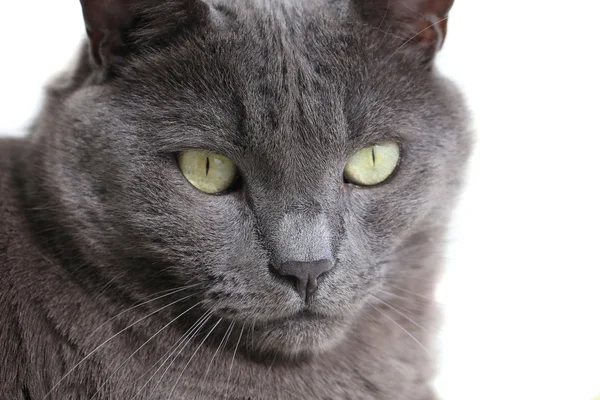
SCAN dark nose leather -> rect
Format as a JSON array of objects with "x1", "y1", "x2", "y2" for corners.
[{"x1": 272, "y1": 259, "x2": 334, "y2": 301}]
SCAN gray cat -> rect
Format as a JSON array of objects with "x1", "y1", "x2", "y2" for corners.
[{"x1": 0, "y1": 0, "x2": 471, "y2": 399}]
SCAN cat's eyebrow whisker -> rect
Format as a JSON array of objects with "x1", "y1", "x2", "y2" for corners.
[
  {"x1": 88, "y1": 301, "x2": 203, "y2": 400},
  {"x1": 167, "y1": 318, "x2": 223, "y2": 400},
  {"x1": 198, "y1": 321, "x2": 235, "y2": 398},
  {"x1": 225, "y1": 322, "x2": 245, "y2": 398},
  {"x1": 83, "y1": 283, "x2": 203, "y2": 345},
  {"x1": 368, "y1": 303, "x2": 430, "y2": 355},
  {"x1": 42, "y1": 292, "x2": 198, "y2": 400}
]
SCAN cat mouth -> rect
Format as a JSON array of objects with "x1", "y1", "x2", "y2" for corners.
[
  {"x1": 265, "y1": 308, "x2": 338, "y2": 326},
  {"x1": 290, "y1": 309, "x2": 330, "y2": 321},
  {"x1": 245, "y1": 309, "x2": 349, "y2": 358}
]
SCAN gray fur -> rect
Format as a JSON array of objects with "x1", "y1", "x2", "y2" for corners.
[
  {"x1": 275, "y1": 214, "x2": 332, "y2": 263},
  {"x1": 0, "y1": 0, "x2": 471, "y2": 399}
]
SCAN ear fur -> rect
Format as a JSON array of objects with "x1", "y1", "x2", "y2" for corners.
[
  {"x1": 353, "y1": 0, "x2": 454, "y2": 53},
  {"x1": 79, "y1": 0, "x2": 209, "y2": 68}
]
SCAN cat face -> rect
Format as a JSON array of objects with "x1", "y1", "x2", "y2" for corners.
[{"x1": 42, "y1": 0, "x2": 469, "y2": 358}]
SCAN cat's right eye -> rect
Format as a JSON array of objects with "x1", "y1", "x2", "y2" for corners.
[{"x1": 178, "y1": 150, "x2": 237, "y2": 194}]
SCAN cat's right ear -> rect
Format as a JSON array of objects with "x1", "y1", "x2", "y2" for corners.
[
  {"x1": 80, "y1": 0, "x2": 209, "y2": 69},
  {"x1": 353, "y1": 0, "x2": 454, "y2": 59}
]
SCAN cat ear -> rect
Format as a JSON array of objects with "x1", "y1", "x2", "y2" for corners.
[
  {"x1": 79, "y1": 0, "x2": 209, "y2": 68},
  {"x1": 354, "y1": 0, "x2": 454, "y2": 54}
]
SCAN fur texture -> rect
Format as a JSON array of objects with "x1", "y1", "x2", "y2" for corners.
[{"x1": 0, "y1": 0, "x2": 471, "y2": 398}]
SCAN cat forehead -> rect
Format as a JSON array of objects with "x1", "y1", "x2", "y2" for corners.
[
  {"x1": 208, "y1": 0, "x2": 349, "y2": 20},
  {"x1": 120, "y1": 28, "x2": 346, "y2": 135},
  {"x1": 117, "y1": 39, "x2": 417, "y2": 158},
  {"x1": 111, "y1": 1, "x2": 430, "y2": 155}
]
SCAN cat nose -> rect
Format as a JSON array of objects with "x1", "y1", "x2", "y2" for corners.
[{"x1": 271, "y1": 259, "x2": 334, "y2": 302}]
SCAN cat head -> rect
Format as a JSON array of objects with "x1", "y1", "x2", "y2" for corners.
[{"x1": 32, "y1": 0, "x2": 469, "y2": 359}]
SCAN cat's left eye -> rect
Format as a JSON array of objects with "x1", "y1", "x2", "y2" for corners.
[
  {"x1": 344, "y1": 142, "x2": 400, "y2": 186},
  {"x1": 178, "y1": 150, "x2": 237, "y2": 194}
]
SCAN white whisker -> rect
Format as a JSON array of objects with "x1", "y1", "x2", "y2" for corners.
[
  {"x1": 225, "y1": 322, "x2": 245, "y2": 398},
  {"x1": 375, "y1": 288, "x2": 423, "y2": 306},
  {"x1": 167, "y1": 318, "x2": 223, "y2": 400},
  {"x1": 382, "y1": 283, "x2": 435, "y2": 302},
  {"x1": 198, "y1": 321, "x2": 235, "y2": 398},
  {"x1": 88, "y1": 301, "x2": 202, "y2": 399},
  {"x1": 92, "y1": 272, "x2": 126, "y2": 302},
  {"x1": 369, "y1": 303, "x2": 430, "y2": 355},
  {"x1": 129, "y1": 315, "x2": 207, "y2": 399},
  {"x1": 369, "y1": 293, "x2": 427, "y2": 332},
  {"x1": 146, "y1": 310, "x2": 215, "y2": 395},
  {"x1": 251, "y1": 317, "x2": 257, "y2": 352},
  {"x1": 42, "y1": 292, "x2": 197, "y2": 400},
  {"x1": 84, "y1": 283, "x2": 203, "y2": 346}
]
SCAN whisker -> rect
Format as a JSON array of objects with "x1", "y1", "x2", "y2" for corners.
[
  {"x1": 145, "y1": 310, "x2": 215, "y2": 395},
  {"x1": 129, "y1": 314, "x2": 208, "y2": 399},
  {"x1": 266, "y1": 355, "x2": 277, "y2": 375},
  {"x1": 132, "y1": 309, "x2": 211, "y2": 382},
  {"x1": 376, "y1": 0, "x2": 391, "y2": 31},
  {"x1": 84, "y1": 283, "x2": 203, "y2": 345},
  {"x1": 380, "y1": 272, "x2": 436, "y2": 278},
  {"x1": 88, "y1": 301, "x2": 202, "y2": 399},
  {"x1": 381, "y1": 283, "x2": 436, "y2": 302},
  {"x1": 369, "y1": 293, "x2": 428, "y2": 332},
  {"x1": 225, "y1": 322, "x2": 245, "y2": 398},
  {"x1": 375, "y1": 288, "x2": 425, "y2": 306},
  {"x1": 92, "y1": 272, "x2": 126, "y2": 302},
  {"x1": 198, "y1": 321, "x2": 235, "y2": 398},
  {"x1": 167, "y1": 318, "x2": 223, "y2": 400},
  {"x1": 251, "y1": 317, "x2": 257, "y2": 352},
  {"x1": 369, "y1": 303, "x2": 430, "y2": 355},
  {"x1": 378, "y1": 274, "x2": 438, "y2": 283},
  {"x1": 42, "y1": 292, "x2": 197, "y2": 399}
]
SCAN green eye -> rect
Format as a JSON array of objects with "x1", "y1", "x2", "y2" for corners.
[
  {"x1": 344, "y1": 142, "x2": 400, "y2": 186},
  {"x1": 178, "y1": 150, "x2": 237, "y2": 194}
]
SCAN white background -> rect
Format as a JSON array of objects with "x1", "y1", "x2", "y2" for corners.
[{"x1": 1, "y1": 1, "x2": 599, "y2": 399}]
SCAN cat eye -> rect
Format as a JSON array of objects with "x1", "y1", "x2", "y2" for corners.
[
  {"x1": 344, "y1": 142, "x2": 400, "y2": 186},
  {"x1": 178, "y1": 150, "x2": 237, "y2": 194}
]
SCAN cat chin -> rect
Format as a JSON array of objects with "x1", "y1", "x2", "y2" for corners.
[{"x1": 247, "y1": 315, "x2": 350, "y2": 360}]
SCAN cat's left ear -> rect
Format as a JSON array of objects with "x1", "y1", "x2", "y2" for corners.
[
  {"x1": 80, "y1": 0, "x2": 209, "y2": 68},
  {"x1": 353, "y1": 0, "x2": 454, "y2": 56}
]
